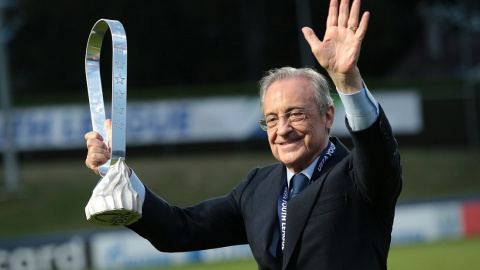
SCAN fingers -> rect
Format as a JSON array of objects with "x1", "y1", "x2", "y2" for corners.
[
  {"x1": 85, "y1": 131, "x2": 103, "y2": 142},
  {"x1": 104, "y1": 119, "x2": 112, "y2": 149},
  {"x1": 347, "y1": 0, "x2": 361, "y2": 28},
  {"x1": 85, "y1": 141, "x2": 110, "y2": 175},
  {"x1": 338, "y1": 0, "x2": 350, "y2": 27},
  {"x1": 85, "y1": 129, "x2": 110, "y2": 175},
  {"x1": 302, "y1": 27, "x2": 320, "y2": 48},
  {"x1": 85, "y1": 131, "x2": 107, "y2": 149},
  {"x1": 85, "y1": 151, "x2": 109, "y2": 175},
  {"x1": 326, "y1": 0, "x2": 339, "y2": 27},
  {"x1": 327, "y1": 0, "x2": 366, "y2": 30},
  {"x1": 355, "y1": 11, "x2": 370, "y2": 40}
]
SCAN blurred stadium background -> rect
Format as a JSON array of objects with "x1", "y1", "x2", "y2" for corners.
[{"x1": 1, "y1": 0, "x2": 480, "y2": 269}]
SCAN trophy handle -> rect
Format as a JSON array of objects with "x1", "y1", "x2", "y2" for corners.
[{"x1": 85, "y1": 19, "x2": 127, "y2": 176}]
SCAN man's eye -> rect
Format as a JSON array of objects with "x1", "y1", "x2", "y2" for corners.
[
  {"x1": 289, "y1": 112, "x2": 304, "y2": 119},
  {"x1": 266, "y1": 117, "x2": 278, "y2": 123}
]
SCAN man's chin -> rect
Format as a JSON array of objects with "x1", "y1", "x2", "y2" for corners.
[{"x1": 278, "y1": 152, "x2": 302, "y2": 168}]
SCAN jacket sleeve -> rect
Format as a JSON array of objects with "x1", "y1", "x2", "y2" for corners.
[
  {"x1": 347, "y1": 104, "x2": 402, "y2": 216},
  {"x1": 126, "y1": 173, "x2": 255, "y2": 252}
]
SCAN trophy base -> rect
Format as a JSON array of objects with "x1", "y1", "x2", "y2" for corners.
[{"x1": 87, "y1": 209, "x2": 141, "y2": 226}]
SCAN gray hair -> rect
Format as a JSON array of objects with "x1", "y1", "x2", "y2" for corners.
[{"x1": 258, "y1": 67, "x2": 333, "y2": 115}]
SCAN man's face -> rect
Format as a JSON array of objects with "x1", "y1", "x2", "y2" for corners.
[{"x1": 263, "y1": 77, "x2": 334, "y2": 173}]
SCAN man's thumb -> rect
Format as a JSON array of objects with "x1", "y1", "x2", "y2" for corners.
[{"x1": 104, "y1": 119, "x2": 112, "y2": 148}]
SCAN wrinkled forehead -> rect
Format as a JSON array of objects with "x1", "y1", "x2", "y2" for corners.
[{"x1": 263, "y1": 77, "x2": 316, "y2": 114}]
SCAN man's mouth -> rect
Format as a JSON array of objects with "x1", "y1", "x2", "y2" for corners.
[{"x1": 279, "y1": 138, "x2": 302, "y2": 145}]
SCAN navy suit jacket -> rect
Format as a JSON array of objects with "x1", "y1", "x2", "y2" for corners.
[{"x1": 128, "y1": 106, "x2": 402, "y2": 270}]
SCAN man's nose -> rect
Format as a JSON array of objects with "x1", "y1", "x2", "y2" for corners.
[{"x1": 276, "y1": 117, "x2": 293, "y2": 135}]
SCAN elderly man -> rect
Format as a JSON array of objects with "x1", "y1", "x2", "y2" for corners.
[{"x1": 85, "y1": 0, "x2": 402, "y2": 269}]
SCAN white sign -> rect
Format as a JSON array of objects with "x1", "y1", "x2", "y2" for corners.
[
  {"x1": 0, "y1": 237, "x2": 87, "y2": 270},
  {"x1": 89, "y1": 230, "x2": 252, "y2": 269},
  {"x1": 0, "y1": 92, "x2": 422, "y2": 151},
  {"x1": 0, "y1": 97, "x2": 263, "y2": 151},
  {"x1": 392, "y1": 201, "x2": 462, "y2": 244}
]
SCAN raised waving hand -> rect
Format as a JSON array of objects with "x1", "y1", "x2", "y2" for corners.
[{"x1": 302, "y1": 0, "x2": 369, "y2": 93}]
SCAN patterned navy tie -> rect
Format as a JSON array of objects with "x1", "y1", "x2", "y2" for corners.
[{"x1": 289, "y1": 173, "x2": 309, "y2": 199}]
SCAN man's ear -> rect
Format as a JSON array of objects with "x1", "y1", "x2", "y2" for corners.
[{"x1": 324, "y1": 105, "x2": 335, "y2": 129}]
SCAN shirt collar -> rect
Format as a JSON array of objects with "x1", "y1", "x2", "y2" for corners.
[{"x1": 286, "y1": 155, "x2": 320, "y2": 188}]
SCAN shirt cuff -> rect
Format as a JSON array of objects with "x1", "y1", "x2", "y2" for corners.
[
  {"x1": 337, "y1": 83, "x2": 379, "y2": 131},
  {"x1": 129, "y1": 169, "x2": 146, "y2": 204}
]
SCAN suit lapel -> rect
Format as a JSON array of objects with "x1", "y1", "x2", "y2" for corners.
[
  {"x1": 282, "y1": 167, "x2": 331, "y2": 268},
  {"x1": 253, "y1": 163, "x2": 285, "y2": 263},
  {"x1": 282, "y1": 137, "x2": 349, "y2": 268}
]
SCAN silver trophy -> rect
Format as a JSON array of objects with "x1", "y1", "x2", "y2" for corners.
[{"x1": 84, "y1": 19, "x2": 141, "y2": 226}]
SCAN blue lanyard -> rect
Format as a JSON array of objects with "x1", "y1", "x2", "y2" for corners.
[
  {"x1": 276, "y1": 140, "x2": 336, "y2": 253},
  {"x1": 277, "y1": 178, "x2": 289, "y2": 252}
]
